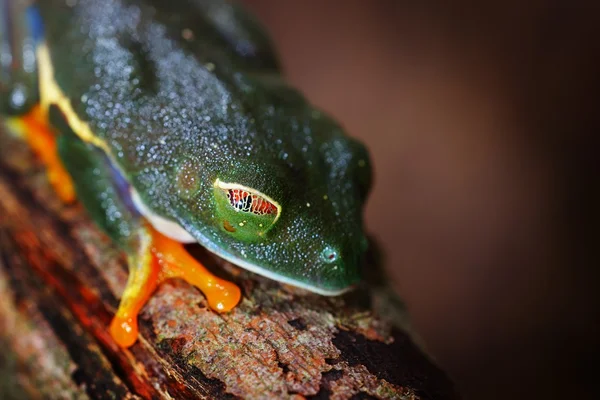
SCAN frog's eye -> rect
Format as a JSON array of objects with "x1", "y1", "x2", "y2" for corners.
[
  {"x1": 213, "y1": 179, "x2": 281, "y2": 241},
  {"x1": 226, "y1": 188, "x2": 278, "y2": 215}
]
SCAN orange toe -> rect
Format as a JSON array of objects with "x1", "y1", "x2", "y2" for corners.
[
  {"x1": 202, "y1": 279, "x2": 241, "y2": 312},
  {"x1": 109, "y1": 315, "x2": 139, "y2": 348}
]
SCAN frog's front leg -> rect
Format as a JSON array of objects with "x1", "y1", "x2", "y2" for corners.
[
  {"x1": 57, "y1": 127, "x2": 240, "y2": 348},
  {"x1": 111, "y1": 223, "x2": 241, "y2": 348}
]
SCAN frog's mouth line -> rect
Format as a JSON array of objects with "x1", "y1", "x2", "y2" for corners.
[{"x1": 130, "y1": 188, "x2": 352, "y2": 297}]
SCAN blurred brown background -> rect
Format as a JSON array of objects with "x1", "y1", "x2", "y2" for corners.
[{"x1": 242, "y1": 1, "x2": 599, "y2": 399}]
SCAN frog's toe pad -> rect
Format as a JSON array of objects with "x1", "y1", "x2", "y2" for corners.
[
  {"x1": 203, "y1": 280, "x2": 241, "y2": 312},
  {"x1": 109, "y1": 315, "x2": 139, "y2": 348}
]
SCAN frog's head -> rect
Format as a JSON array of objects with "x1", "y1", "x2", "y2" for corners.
[{"x1": 138, "y1": 79, "x2": 372, "y2": 295}]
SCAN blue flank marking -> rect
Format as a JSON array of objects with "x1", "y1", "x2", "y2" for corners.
[
  {"x1": 25, "y1": 5, "x2": 44, "y2": 42},
  {"x1": 105, "y1": 151, "x2": 141, "y2": 217}
]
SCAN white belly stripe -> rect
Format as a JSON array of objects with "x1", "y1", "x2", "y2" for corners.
[{"x1": 130, "y1": 189, "x2": 196, "y2": 243}]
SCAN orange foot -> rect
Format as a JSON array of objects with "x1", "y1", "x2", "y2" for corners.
[
  {"x1": 109, "y1": 225, "x2": 241, "y2": 348},
  {"x1": 13, "y1": 105, "x2": 76, "y2": 203}
]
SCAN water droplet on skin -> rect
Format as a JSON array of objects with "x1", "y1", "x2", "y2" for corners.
[
  {"x1": 182, "y1": 28, "x2": 194, "y2": 40},
  {"x1": 10, "y1": 88, "x2": 25, "y2": 109}
]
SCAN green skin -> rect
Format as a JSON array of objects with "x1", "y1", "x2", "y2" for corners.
[{"x1": 1, "y1": 0, "x2": 372, "y2": 295}]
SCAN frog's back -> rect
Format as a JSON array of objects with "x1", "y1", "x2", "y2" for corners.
[
  {"x1": 37, "y1": 0, "x2": 279, "y2": 174},
  {"x1": 28, "y1": 0, "x2": 372, "y2": 297}
]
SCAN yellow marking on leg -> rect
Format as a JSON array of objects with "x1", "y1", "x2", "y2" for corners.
[
  {"x1": 14, "y1": 105, "x2": 76, "y2": 203},
  {"x1": 36, "y1": 43, "x2": 111, "y2": 153},
  {"x1": 109, "y1": 224, "x2": 241, "y2": 348}
]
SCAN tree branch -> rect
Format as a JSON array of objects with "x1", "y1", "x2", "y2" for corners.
[{"x1": 0, "y1": 131, "x2": 459, "y2": 399}]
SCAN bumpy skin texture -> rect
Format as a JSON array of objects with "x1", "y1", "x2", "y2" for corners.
[{"x1": 38, "y1": 0, "x2": 372, "y2": 294}]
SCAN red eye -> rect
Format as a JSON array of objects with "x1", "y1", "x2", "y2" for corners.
[{"x1": 226, "y1": 189, "x2": 277, "y2": 215}]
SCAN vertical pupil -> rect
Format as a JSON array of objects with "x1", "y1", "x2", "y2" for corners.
[
  {"x1": 228, "y1": 189, "x2": 252, "y2": 211},
  {"x1": 243, "y1": 193, "x2": 252, "y2": 211},
  {"x1": 226, "y1": 189, "x2": 276, "y2": 216}
]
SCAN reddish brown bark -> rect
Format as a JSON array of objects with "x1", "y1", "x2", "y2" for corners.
[{"x1": 0, "y1": 131, "x2": 458, "y2": 399}]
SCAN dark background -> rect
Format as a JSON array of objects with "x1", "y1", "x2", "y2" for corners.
[{"x1": 242, "y1": 1, "x2": 599, "y2": 399}]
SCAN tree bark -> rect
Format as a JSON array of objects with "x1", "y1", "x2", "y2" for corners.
[{"x1": 0, "y1": 131, "x2": 459, "y2": 400}]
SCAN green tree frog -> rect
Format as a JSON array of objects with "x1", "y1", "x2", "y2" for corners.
[{"x1": 0, "y1": 0, "x2": 372, "y2": 348}]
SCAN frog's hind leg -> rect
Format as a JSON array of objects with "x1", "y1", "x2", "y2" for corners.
[
  {"x1": 56, "y1": 129, "x2": 241, "y2": 348},
  {"x1": 14, "y1": 105, "x2": 76, "y2": 203},
  {"x1": 6, "y1": 106, "x2": 76, "y2": 205}
]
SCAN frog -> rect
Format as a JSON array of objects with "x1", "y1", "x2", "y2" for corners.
[{"x1": 0, "y1": 0, "x2": 372, "y2": 348}]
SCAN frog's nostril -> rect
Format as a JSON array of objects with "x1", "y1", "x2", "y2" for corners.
[{"x1": 321, "y1": 246, "x2": 338, "y2": 263}]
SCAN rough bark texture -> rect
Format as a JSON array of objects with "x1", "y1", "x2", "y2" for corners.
[{"x1": 0, "y1": 131, "x2": 459, "y2": 399}]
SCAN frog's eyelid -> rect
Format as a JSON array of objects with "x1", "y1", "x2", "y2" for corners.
[{"x1": 214, "y1": 178, "x2": 282, "y2": 224}]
